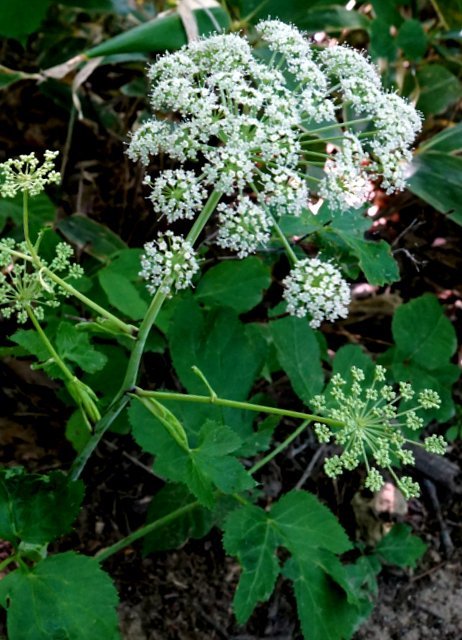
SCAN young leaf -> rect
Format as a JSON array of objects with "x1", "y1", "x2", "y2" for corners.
[
  {"x1": 375, "y1": 524, "x2": 427, "y2": 568},
  {"x1": 196, "y1": 257, "x2": 271, "y2": 313},
  {"x1": 270, "y1": 315, "x2": 324, "y2": 403},
  {"x1": 56, "y1": 322, "x2": 108, "y2": 374},
  {"x1": 0, "y1": 469, "x2": 84, "y2": 546},
  {"x1": 0, "y1": 552, "x2": 120, "y2": 640},
  {"x1": 129, "y1": 402, "x2": 253, "y2": 507}
]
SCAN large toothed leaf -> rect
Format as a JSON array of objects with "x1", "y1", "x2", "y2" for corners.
[
  {"x1": 0, "y1": 552, "x2": 120, "y2": 640},
  {"x1": 0, "y1": 468, "x2": 84, "y2": 546},
  {"x1": 223, "y1": 490, "x2": 360, "y2": 636}
]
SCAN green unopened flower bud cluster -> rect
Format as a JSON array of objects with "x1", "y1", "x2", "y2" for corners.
[
  {"x1": 311, "y1": 365, "x2": 446, "y2": 499},
  {"x1": 0, "y1": 150, "x2": 60, "y2": 197},
  {"x1": 0, "y1": 240, "x2": 83, "y2": 323}
]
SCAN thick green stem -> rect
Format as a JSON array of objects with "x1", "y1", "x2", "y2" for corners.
[
  {"x1": 96, "y1": 501, "x2": 199, "y2": 563},
  {"x1": 249, "y1": 420, "x2": 310, "y2": 474},
  {"x1": 69, "y1": 190, "x2": 223, "y2": 480},
  {"x1": 134, "y1": 388, "x2": 343, "y2": 429}
]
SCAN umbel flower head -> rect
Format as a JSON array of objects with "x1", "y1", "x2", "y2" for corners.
[
  {"x1": 283, "y1": 258, "x2": 351, "y2": 328},
  {"x1": 0, "y1": 151, "x2": 60, "y2": 197},
  {"x1": 311, "y1": 365, "x2": 446, "y2": 499},
  {"x1": 128, "y1": 20, "x2": 421, "y2": 231},
  {"x1": 0, "y1": 240, "x2": 83, "y2": 323},
  {"x1": 139, "y1": 231, "x2": 199, "y2": 296}
]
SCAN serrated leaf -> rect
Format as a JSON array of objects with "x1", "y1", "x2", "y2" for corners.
[
  {"x1": 222, "y1": 503, "x2": 280, "y2": 624},
  {"x1": 270, "y1": 316, "x2": 324, "y2": 404},
  {"x1": 0, "y1": 552, "x2": 120, "y2": 640},
  {"x1": 196, "y1": 257, "x2": 271, "y2": 313},
  {"x1": 0, "y1": 469, "x2": 84, "y2": 546},
  {"x1": 129, "y1": 403, "x2": 253, "y2": 507},
  {"x1": 283, "y1": 557, "x2": 361, "y2": 640},
  {"x1": 271, "y1": 491, "x2": 352, "y2": 555},
  {"x1": 143, "y1": 484, "x2": 213, "y2": 554},
  {"x1": 376, "y1": 524, "x2": 427, "y2": 568},
  {"x1": 56, "y1": 322, "x2": 108, "y2": 374},
  {"x1": 223, "y1": 490, "x2": 356, "y2": 632}
]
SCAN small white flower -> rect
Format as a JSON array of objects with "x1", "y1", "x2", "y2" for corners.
[
  {"x1": 140, "y1": 231, "x2": 200, "y2": 296},
  {"x1": 283, "y1": 257, "x2": 351, "y2": 327}
]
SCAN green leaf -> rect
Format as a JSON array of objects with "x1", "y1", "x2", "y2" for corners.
[
  {"x1": 283, "y1": 556, "x2": 364, "y2": 640},
  {"x1": 223, "y1": 490, "x2": 357, "y2": 633},
  {"x1": 0, "y1": 552, "x2": 120, "y2": 639},
  {"x1": 57, "y1": 214, "x2": 126, "y2": 261},
  {"x1": 391, "y1": 294, "x2": 456, "y2": 370},
  {"x1": 396, "y1": 19, "x2": 428, "y2": 60},
  {"x1": 129, "y1": 403, "x2": 253, "y2": 507},
  {"x1": 369, "y1": 18, "x2": 397, "y2": 61},
  {"x1": 0, "y1": 0, "x2": 51, "y2": 39},
  {"x1": 97, "y1": 249, "x2": 148, "y2": 320},
  {"x1": 143, "y1": 484, "x2": 213, "y2": 554},
  {"x1": 85, "y1": 5, "x2": 231, "y2": 58},
  {"x1": 196, "y1": 257, "x2": 271, "y2": 313},
  {"x1": 430, "y1": 0, "x2": 462, "y2": 29},
  {"x1": 168, "y1": 297, "x2": 265, "y2": 437},
  {"x1": 270, "y1": 316, "x2": 324, "y2": 403},
  {"x1": 0, "y1": 468, "x2": 84, "y2": 546},
  {"x1": 414, "y1": 65, "x2": 462, "y2": 117},
  {"x1": 407, "y1": 151, "x2": 462, "y2": 225},
  {"x1": 329, "y1": 215, "x2": 399, "y2": 286},
  {"x1": 375, "y1": 524, "x2": 427, "y2": 568},
  {"x1": 299, "y1": 6, "x2": 370, "y2": 33},
  {"x1": 417, "y1": 123, "x2": 462, "y2": 154},
  {"x1": 271, "y1": 491, "x2": 351, "y2": 555},
  {"x1": 223, "y1": 503, "x2": 280, "y2": 623},
  {"x1": 387, "y1": 294, "x2": 459, "y2": 421},
  {"x1": 56, "y1": 322, "x2": 108, "y2": 374}
]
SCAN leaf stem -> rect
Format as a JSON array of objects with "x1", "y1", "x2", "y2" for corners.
[
  {"x1": 133, "y1": 388, "x2": 344, "y2": 429},
  {"x1": 249, "y1": 420, "x2": 310, "y2": 474},
  {"x1": 26, "y1": 306, "x2": 73, "y2": 383},
  {"x1": 96, "y1": 501, "x2": 199, "y2": 563},
  {"x1": 69, "y1": 190, "x2": 223, "y2": 480},
  {"x1": 21, "y1": 192, "x2": 136, "y2": 336}
]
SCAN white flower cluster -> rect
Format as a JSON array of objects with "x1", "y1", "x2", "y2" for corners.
[
  {"x1": 139, "y1": 231, "x2": 199, "y2": 296},
  {"x1": 128, "y1": 20, "x2": 421, "y2": 222},
  {"x1": 0, "y1": 151, "x2": 60, "y2": 197},
  {"x1": 145, "y1": 169, "x2": 207, "y2": 223},
  {"x1": 311, "y1": 365, "x2": 445, "y2": 499},
  {"x1": 283, "y1": 258, "x2": 351, "y2": 328},
  {"x1": 0, "y1": 240, "x2": 83, "y2": 323},
  {"x1": 216, "y1": 197, "x2": 273, "y2": 258}
]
